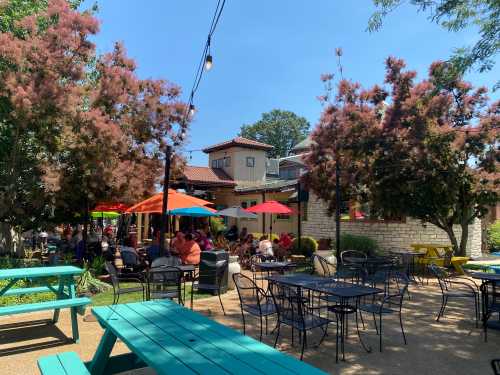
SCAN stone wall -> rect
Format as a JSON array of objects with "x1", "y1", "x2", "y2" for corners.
[{"x1": 302, "y1": 193, "x2": 482, "y2": 257}]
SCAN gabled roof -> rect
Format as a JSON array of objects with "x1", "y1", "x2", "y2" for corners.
[
  {"x1": 182, "y1": 166, "x2": 236, "y2": 187},
  {"x1": 202, "y1": 137, "x2": 273, "y2": 153},
  {"x1": 291, "y1": 136, "x2": 314, "y2": 153}
]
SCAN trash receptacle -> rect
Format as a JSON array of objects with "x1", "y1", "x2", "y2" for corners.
[{"x1": 198, "y1": 250, "x2": 229, "y2": 295}]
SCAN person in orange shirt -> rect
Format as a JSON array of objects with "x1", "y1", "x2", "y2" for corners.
[{"x1": 179, "y1": 233, "x2": 201, "y2": 265}]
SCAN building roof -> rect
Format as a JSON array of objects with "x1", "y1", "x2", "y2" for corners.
[
  {"x1": 182, "y1": 166, "x2": 236, "y2": 187},
  {"x1": 202, "y1": 137, "x2": 274, "y2": 153},
  {"x1": 278, "y1": 154, "x2": 307, "y2": 167},
  {"x1": 235, "y1": 179, "x2": 298, "y2": 194},
  {"x1": 291, "y1": 136, "x2": 314, "y2": 153}
]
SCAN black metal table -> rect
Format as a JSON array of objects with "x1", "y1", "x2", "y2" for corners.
[
  {"x1": 268, "y1": 273, "x2": 382, "y2": 362},
  {"x1": 472, "y1": 272, "x2": 500, "y2": 334}
]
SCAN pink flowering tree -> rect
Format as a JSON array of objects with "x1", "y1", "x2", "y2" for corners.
[
  {"x1": 305, "y1": 57, "x2": 499, "y2": 256},
  {"x1": 0, "y1": 0, "x2": 189, "y2": 240}
]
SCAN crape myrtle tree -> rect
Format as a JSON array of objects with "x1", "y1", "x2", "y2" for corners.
[
  {"x1": 305, "y1": 57, "x2": 499, "y2": 256},
  {"x1": 0, "y1": 0, "x2": 189, "y2": 251}
]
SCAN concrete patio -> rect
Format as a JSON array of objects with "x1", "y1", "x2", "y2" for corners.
[{"x1": 0, "y1": 279, "x2": 497, "y2": 375}]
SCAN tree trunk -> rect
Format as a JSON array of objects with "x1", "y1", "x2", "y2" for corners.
[
  {"x1": 444, "y1": 225, "x2": 460, "y2": 256},
  {"x1": 458, "y1": 221, "x2": 469, "y2": 257}
]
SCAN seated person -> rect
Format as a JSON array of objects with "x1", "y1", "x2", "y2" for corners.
[
  {"x1": 146, "y1": 237, "x2": 161, "y2": 263},
  {"x1": 257, "y1": 235, "x2": 274, "y2": 258},
  {"x1": 225, "y1": 225, "x2": 239, "y2": 242},
  {"x1": 279, "y1": 232, "x2": 293, "y2": 251},
  {"x1": 214, "y1": 231, "x2": 230, "y2": 251},
  {"x1": 179, "y1": 233, "x2": 201, "y2": 265},
  {"x1": 170, "y1": 231, "x2": 185, "y2": 255}
]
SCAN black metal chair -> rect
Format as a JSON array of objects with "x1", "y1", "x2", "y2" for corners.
[
  {"x1": 192, "y1": 260, "x2": 228, "y2": 315},
  {"x1": 358, "y1": 272, "x2": 409, "y2": 352},
  {"x1": 480, "y1": 280, "x2": 500, "y2": 342},
  {"x1": 148, "y1": 266, "x2": 183, "y2": 304},
  {"x1": 311, "y1": 254, "x2": 336, "y2": 277},
  {"x1": 268, "y1": 280, "x2": 331, "y2": 360},
  {"x1": 233, "y1": 273, "x2": 276, "y2": 341},
  {"x1": 104, "y1": 261, "x2": 146, "y2": 305},
  {"x1": 428, "y1": 264, "x2": 479, "y2": 326}
]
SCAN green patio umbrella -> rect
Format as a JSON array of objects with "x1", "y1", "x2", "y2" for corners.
[{"x1": 90, "y1": 211, "x2": 121, "y2": 219}]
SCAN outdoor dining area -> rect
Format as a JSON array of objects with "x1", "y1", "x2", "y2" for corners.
[{"x1": 0, "y1": 192, "x2": 499, "y2": 374}]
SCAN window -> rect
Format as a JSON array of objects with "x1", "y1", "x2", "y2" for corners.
[
  {"x1": 246, "y1": 156, "x2": 255, "y2": 167},
  {"x1": 276, "y1": 201, "x2": 291, "y2": 220},
  {"x1": 212, "y1": 159, "x2": 218, "y2": 168},
  {"x1": 240, "y1": 200, "x2": 257, "y2": 220},
  {"x1": 212, "y1": 159, "x2": 224, "y2": 168},
  {"x1": 224, "y1": 157, "x2": 231, "y2": 167}
]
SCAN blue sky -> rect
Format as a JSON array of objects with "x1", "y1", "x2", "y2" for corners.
[{"x1": 81, "y1": 0, "x2": 499, "y2": 166}]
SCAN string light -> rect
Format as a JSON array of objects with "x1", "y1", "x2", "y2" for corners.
[{"x1": 205, "y1": 54, "x2": 213, "y2": 71}]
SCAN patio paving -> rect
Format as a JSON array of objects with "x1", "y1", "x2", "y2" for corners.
[{"x1": 0, "y1": 278, "x2": 497, "y2": 374}]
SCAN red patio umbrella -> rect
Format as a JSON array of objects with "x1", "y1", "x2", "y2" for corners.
[
  {"x1": 245, "y1": 200, "x2": 294, "y2": 237},
  {"x1": 92, "y1": 202, "x2": 130, "y2": 213}
]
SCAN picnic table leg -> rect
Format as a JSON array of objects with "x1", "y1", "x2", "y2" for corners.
[
  {"x1": 68, "y1": 280, "x2": 80, "y2": 343},
  {"x1": 87, "y1": 328, "x2": 117, "y2": 375},
  {"x1": 52, "y1": 277, "x2": 66, "y2": 323}
]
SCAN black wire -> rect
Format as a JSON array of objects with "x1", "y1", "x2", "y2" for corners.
[{"x1": 180, "y1": 0, "x2": 227, "y2": 131}]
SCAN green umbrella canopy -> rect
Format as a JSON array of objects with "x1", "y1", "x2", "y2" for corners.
[{"x1": 91, "y1": 211, "x2": 121, "y2": 219}]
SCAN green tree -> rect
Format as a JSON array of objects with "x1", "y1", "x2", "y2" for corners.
[
  {"x1": 369, "y1": 0, "x2": 500, "y2": 88},
  {"x1": 305, "y1": 58, "x2": 499, "y2": 256},
  {"x1": 240, "y1": 109, "x2": 310, "y2": 158}
]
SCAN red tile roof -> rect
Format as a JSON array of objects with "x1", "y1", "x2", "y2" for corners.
[
  {"x1": 202, "y1": 137, "x2": 273, "y2": 153},
  {"x1": 182, "y1": 166, "x2": 236, "y2": 186}
]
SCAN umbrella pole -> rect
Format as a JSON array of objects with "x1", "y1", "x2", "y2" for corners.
[{"x1": 159, "y1": 145, "x2": 172, "y2": 256}]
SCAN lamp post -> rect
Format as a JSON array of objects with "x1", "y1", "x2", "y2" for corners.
[
  {"x1": 159, "y1": 145, "x2": 172, "y2": 256},
  {"x1": 335, "y1": 157, "x2": 341, "y2": 262}
]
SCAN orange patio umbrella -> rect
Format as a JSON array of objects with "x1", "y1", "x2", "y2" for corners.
[{"x1": 125, "y1": 189, "x2": 214, "y2": 214}]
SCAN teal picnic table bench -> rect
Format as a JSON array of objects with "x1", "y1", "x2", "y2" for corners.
[
  {"x1": 0, "y1": 266, "x2": 90, "y2": 343},
  {"x1": 38, "y1": 299, "x2": 327, "y2": 375}
]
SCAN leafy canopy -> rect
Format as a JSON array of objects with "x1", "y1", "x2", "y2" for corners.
[
  {"x1": 369, "y1": 0, "x2": 500, "y2": 88},
  {"x1": 305, "y1": 57, "x2": 499, "y2": 256},
  {"x1": 240, "y1": 109, "x2": 310, "y2": 158},
  {"x1": 0, "y1": 0, "x2": 189, "y2": 229}
]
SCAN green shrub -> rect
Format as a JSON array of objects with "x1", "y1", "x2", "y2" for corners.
[
  {"x1": 251, "y1": 232, "x2": 279, "y2": 241},
  {"x1": 487, "y1": 221, "x2": 500, "y2": 252},
  {"x1": 210, "y1": 217, "x2": 226, "y2": 235},
  {"x1": 338, "y1": 233, "x2": 379, "y2": 257},
  {"x1": 291, "y1": 236, "x2": 318, "y2": 257}
]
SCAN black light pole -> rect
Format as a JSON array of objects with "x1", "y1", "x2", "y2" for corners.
[
  {"x1": 159, "y1": 145, "x2": 172, "y2": 256},
  {"x1": 335, "y1": 158, "x2": 341, "y2": 262},
  {"x1": 297, "y1": 181, "x2": 302, "y2": 251}
]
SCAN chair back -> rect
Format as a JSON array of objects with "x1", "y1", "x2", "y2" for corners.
[
  {"x1": 341, "y1": 250, "x2": 367, "y2": 265},
  {"x1": 312, "y1": 254, "x2": 336, "y2": 277},
  {"x1": 104, "y1": 261, "x2": 119, "y2": 288},
  {"x1": 233, "y1": 273, "x2": 265, "y2": 310},
  {"x1": 152, "y1": 256, "x2": 181, "y2": 268},
  {"x1": 428, "y1": 263, "x2": 450, "y2": 293},
  {"x1": 384, "y1": 272, "x2": 409, "y2": 308},
  {"x1": 268, "y1": 281, "x2": 306, "y2": 330},
  {"x1": 120, "y1": 247, "x2": 139, "y2": 266},
  {"x1": 148, "y1": 266, "x2": 182, "y2": 301}
]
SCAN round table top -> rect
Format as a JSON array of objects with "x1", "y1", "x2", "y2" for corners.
[{"x1": 470, "y1": 272, "x2": 500, "y2": 281}]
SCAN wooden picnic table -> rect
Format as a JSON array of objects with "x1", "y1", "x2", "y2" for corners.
[
  {"x1": 410, "y1": 243, "x2": 469, "y2": 275},
  {"x1": 87, "y1": 300, "x2": 326, "y2": 375},
  {"x1": 0, "y1": 266, "x2": 90, "y2": 342}
]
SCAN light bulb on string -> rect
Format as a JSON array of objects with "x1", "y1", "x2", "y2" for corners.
[
  {"x1": 205, "y1": 54, "x2": 213, "y2": 71},
  {"x1": 189, "y1": 104, "x2": 196, "y2": 117}
]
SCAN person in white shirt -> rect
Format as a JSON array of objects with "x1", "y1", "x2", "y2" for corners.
[{"x1": 258, "y1": 235, "x2": 274, "y2": 257}]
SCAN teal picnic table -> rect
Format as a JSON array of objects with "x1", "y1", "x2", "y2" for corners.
[
  {"x1": 0, "y1": 266, "x2": 90, "y2": 342},
  {"x1": 86, "y1": 300, "x2": 327, "y2": 375}
]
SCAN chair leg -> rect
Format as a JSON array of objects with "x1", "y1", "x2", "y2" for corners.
[
  {"x1": 437, "y1": 295, "x2": 446, "y2": 321},
  {"x1": 399, "y1": 311, "x2": 407, "y2": 345},
  {"x1": 318, "y1": 323, "x2": 329, "y2": 346},
  {"x1": 273, "y1": 322, "x2": 281, "y2": 348},
  {"x1": 217, "y1": 287, "x2": 226, "y2": 316},
  {"x1": 241, "y1": 309, "x2": 246, "y2": 335},
  {"x1": 379, "y1": 314, "x2": 383, "y2": 352},
  {"x1": 359, "y1": 309, "x2": 366, "y2": 330},
  {"x1": 300, "y1": 331, "x2": 306, "y2": 361},
  {"x1": 372, "y1": 312, "x2": 379, "y2": 335},
  {"x1": 265, "y1": 315, "x2": 268, "y2": 335},
  {"x1": 259, "y1": 315, "x2": 263, "y2": 342},
  {"x1": 474, "y1": 294, "x2": 479, "y2": 328}
]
